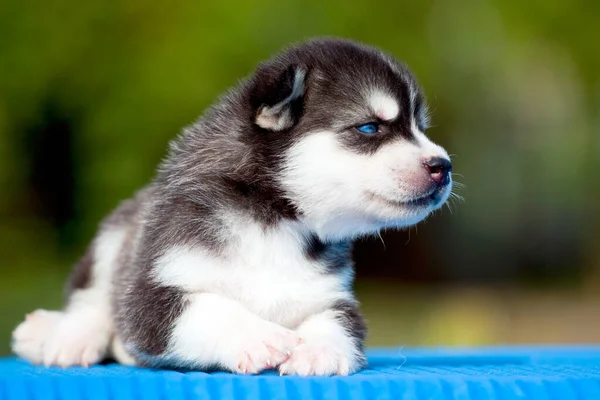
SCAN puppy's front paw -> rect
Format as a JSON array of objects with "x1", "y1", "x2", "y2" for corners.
[
  {"x1": 232, "y1": 321, "x2": 302, "y2": 375},
  {"x1": 278, "y1": 341, "x2": 363, "y2": 376}
]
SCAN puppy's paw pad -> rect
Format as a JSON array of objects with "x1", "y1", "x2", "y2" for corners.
[
  {"x1": 278, "y1": 343, "x2": 353, "y2": 376},
  {"x1": 12, "y1": 310, "x2": 63, "y2": 364},
  {"x1": 234, "y1": 323, "x2": 301, "y2": 374}
]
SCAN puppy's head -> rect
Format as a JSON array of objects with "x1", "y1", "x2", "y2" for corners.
[{"x1": 247, "y1": 38, "x2": 452, "y2": 240}]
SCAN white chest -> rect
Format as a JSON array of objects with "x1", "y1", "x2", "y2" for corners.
[{"x1": 152, "y1": 223, "x2": 352, "y2": 327}]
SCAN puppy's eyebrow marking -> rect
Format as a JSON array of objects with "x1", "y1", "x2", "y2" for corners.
[{"x1": 368, "y1": 91, "x2": 399, "y2": 121}]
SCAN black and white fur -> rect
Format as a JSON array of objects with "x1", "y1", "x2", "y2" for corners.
[{"x1": 12, "y1": 38, "x2": 453, "y2": 376}]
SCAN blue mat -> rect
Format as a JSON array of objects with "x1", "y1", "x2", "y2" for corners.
[{"x1": 2, "y1": 346, "x2": 600, "y2": 399}]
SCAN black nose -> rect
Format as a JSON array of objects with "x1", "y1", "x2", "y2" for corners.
[{"x1": 424, "y1": 157, "x2": 452, "y2": 186}]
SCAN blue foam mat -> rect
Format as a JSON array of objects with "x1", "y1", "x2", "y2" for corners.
[{"x1": 2, "y1": 346, "x2": 600, "y2": 399}]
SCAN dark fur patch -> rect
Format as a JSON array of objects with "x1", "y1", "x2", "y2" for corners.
[
  {"x1": 103, "y1": 196, "x2": 142, "y2": 227},
  {"x1": 105, "y1": 190, "x2": 190, "y2": 360},
  {"x1": 305, "y1": 234, "x2": 327, "y2": 259},
  {"x1": 304, "y1": 234, "x2": 353, "y2": 274},
  {"x1": 331, "y1": 299, "x2": 367, "y2": 365},
  {"x1": 331, "y1": 299, "x2": 367, "y2": 344},
  {"x1": 223, "y1": 178, "x2": 299, "y2": 224},
  {"x1": 121, "y1": 272, "x2": 188, "y2": 356},
  {"x1": 142, "y1": 191, "x2": 226, "y2": 260},
  {"x1": 250, "y1": 63, "x2": 306, "y2": 130},
  {"x1": 338, "y1": 123, "x2": 411, "y2": 155},
  {"x1": 65, "y1": 245, "x2": 94, "y2": 295}
]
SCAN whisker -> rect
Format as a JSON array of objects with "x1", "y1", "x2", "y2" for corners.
[
  {"x1": 450, "y1": 192, "x2": 465, "y2": 202},
  {"x1": 449, "y1": 196, "x2": 463, "y2": 205},
  {"x1": 377, "y1": 231, "x2": 386, "y2": 250}
]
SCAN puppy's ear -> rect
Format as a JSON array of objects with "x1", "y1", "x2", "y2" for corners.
[{"x1": 253, "y1": 65, "x2": 306, "y2": 131}]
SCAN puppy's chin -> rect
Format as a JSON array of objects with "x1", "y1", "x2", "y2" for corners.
[
  {"x1": 299, "y1": 183, "x2": 452, "y2": 241},
  {"x1": 366, "y1": 184, "x2": 452, "y2": 229}
]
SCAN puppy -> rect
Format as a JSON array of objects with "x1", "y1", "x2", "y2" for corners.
[{"x1": 12, "y1": 37, "x2": 453, "y2": 376}]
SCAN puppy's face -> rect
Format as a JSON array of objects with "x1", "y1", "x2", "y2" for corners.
[{"x1": 249, "y1": 39, "x2": 452, "y2": 240}]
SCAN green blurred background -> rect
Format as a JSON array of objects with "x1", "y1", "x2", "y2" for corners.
[{"x1": 1, "y1": 0, "x2": 599, "y2": 356}]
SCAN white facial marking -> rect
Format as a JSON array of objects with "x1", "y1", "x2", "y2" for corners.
[
  {"x1": 369, "y1": 91, "x2": 399, "y2": 121},
  {"x1": 280, "y1": 128, "x2": 452, "y2": 240}
]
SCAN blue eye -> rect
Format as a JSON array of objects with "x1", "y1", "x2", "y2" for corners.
[{"x1": 356, "y1": 123, "x2": 379, "y2": 134}]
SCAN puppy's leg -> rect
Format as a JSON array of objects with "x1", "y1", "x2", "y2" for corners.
[
  {"x1": 12, "y1": 226, "x2": 126, "y2": 367},
  {"x1": 278, "y1": 300, "x2": 367, "y2": 376},
  {"x1": 136, "y1": 293, "x2": 302, "y2": 373}
]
